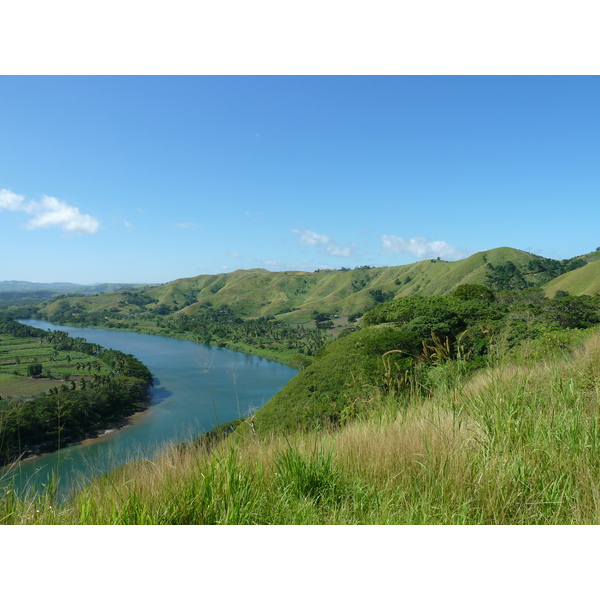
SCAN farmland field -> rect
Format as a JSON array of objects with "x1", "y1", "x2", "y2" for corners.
[{"x1": 0, "y1": 332, "x2": 111, "y2": 398}]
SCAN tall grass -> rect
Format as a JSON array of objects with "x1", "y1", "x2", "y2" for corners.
[{"x1": 3, "y1": 329, "x2": 600, "y2": 524}]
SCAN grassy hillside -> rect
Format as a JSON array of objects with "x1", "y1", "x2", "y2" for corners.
[
  {"x1": 250, "y1": 288, "x2": 600, "y2": 435},
  {"x1": 4, "y1": 325, "x2": 600, "y2": 524},
  {"x1": 36, "y1": 246, "x2": 569, "y2": 325},
  {"x1": 26, "y1": 245, "x2": 599, "y2": 372},
  {"x1": 572, "y1": 248, "x2": 600, "y2": 264},
  {"x1": 0, "y1": 281, "x2": 149, "y2": 309},
  {"x1": 543, "y1": 261, "x2": 600, "y2": 297},
  {"x1": 165, "y1": 247, "x2": 547, "y2": 318}
]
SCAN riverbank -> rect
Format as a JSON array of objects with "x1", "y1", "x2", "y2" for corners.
[
  {"x1": 13, "y1": 406, "x2": 151, "y2": 466},
  {"x1": 29, "y1": 319, "x2": 309, "y2": 368},
  {"x1": 1, "y1": 390, "x2": 154, "y2": 468}
]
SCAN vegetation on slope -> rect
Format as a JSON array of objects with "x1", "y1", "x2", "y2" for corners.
[
  {"x1": 8, "y1": 245, "x2": 594, "y2": 370},
  {"x1": 251, "y1": 285, "x2": 600, "y2": 435},
  {"x1": 0, "y1": 281, "x2": 149, "y2": 308},
  {"x1": 543, "y1": 261, "x2": 600, "y2": 297},
  {"x1": 3, "y1": 326, "x2": 600, "y2": 524},
  {"x1": 31, "y1": 247, "x2": 599, "y2": 328}
]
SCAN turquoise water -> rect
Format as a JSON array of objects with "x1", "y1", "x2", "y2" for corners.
[{"x1": 1, "y1": 320, "x2": 298, "y2": 498}]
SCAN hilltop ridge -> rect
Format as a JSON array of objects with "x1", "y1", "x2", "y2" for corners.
[{"x1": 33, "y1": 246, "x2": 600, "y2": 324}]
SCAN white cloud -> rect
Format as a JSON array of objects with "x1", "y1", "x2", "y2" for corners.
[
  {"x1": 26, "y1": 196, "x2": 100, "y2": 234},
  {"x1": 292, "y1": 229, "x2": 332, "y2": 247},
  {"x1": 0, "y1": 189, "x2": 100, "y2": 235},
  {"x1": 259, "y1": 258, "x2": 314, "y2": 271},
  {"x1": 226, "y1": 251, "x2": 244, "y2": 258},
  {"x1": 0, "y1": 189, "x2": 27, "y2": 211},
  {"x1": 326, "y1": 244, "x2": 355, "y2": 257},
  {"x1": 380, "y1": 235, "x2": 467, "y2": 261},
  {"x1": 292, "y1": 228, "x2": 355, "y2": 257}
]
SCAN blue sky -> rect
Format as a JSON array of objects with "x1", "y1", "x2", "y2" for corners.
[{"x1": 1, "y1": 75, "x2": 599, "y2": 284}]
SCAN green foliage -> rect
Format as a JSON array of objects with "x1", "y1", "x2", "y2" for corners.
[
  {"x1": 485, "y1": 261, "x2": 529, "y2": 291},
  {"x1": 26, "y1": 363, "x2": 43, "y2": 378},
  {"x1": 163, "y1": 305, "x2": 330, "y2": 357},
  {"x1": 311, "y1": 311, "x2": 330, "y2": 323},
  {"x1": 453, "y1": 284, "x2": 495, "y2": 302},
  {"x1": 254, "y1": 289, "x2": 600, "y2": 435},
  {"x1": 253, "y1": 326, "x2": 417, "y2": 434},
  {"x1": 541, "y1": 295, "x2": 600, "y2": 329},
  {"x1": 527, "y1": 256, "x2": 586, "y2": 281},
  {"x1": 275, "y1": 441, "x2": 344, "y2": 504},
  {"x1": 368, "y1": 289, "x2": 394, "y2": 304},
  {"x1": 485, "y1": 255, "x2": 591, "y2": 293}
]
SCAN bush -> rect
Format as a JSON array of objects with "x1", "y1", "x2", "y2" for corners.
[{"x1": 26, "y1": 363, "x2": 43, "y2": 378}]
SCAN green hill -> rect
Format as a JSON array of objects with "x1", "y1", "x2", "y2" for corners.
[
  {"x1": 0, "y1": 281, "x2": 151, "y2": 309},
  {"x1": 252, "y1": 286, "x2": 600, "y2": 436},
  {"x1": 543, "y1": 260, "x2": 600, "y2": 297},
  {"x1": 37, "y1": 246, "x2": 563, "y2": 324},
  {"x1": 571, "y1": 248, "x2": 600, "y2": 264}
]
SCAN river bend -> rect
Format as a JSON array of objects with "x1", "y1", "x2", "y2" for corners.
[{"x1": 1, "y1": 320, "x2": 297, "y2": 497}]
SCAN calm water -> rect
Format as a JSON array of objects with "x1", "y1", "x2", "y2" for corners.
[{"x1": 1, "y1": 320, "x2": 298, "y2": 498}]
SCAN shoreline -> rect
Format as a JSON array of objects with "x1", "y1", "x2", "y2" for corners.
[
  {"x1": 3, "y1": 405, "x2": 153, "y2": 469},
  {"x1": 21, "y1": 318, "x2": 304, "y2": 369}
]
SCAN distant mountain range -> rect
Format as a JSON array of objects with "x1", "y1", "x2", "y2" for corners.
[
  {"x1": 0, "y1": 281, "x2": 151, "y2": 307},
  {"x1": 34, "y1": 246, "x2": 600, "y2": 323},
  {"x1": 0, "y1": 281, "x2": 151, "y2": 293}
]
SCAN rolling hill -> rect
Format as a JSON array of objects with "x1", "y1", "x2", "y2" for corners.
[
  {"x1": 35, "y1": 246, "x2": 600, "y2": 324},
  {"x1": 0, "y1": 280, "x2": 151, "y2": 308},
  {"x1": 543, "y1": 260, "x2": 600, "y2": 297}
]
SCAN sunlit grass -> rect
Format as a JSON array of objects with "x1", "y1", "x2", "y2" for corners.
[{"x1": 3, "y1": 329, "x2": 600, "y2": 524}]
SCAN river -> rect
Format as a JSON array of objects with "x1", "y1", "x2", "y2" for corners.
[{"x1": 1, "y1": 320, "x2": 298, "y2": 499}]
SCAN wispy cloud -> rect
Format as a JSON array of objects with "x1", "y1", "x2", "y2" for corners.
[
  {"x1": 294, "y1": 229, "x2": 332, "y2": 247},
  {"x1": 174, "y1": 222, "x2": 199, "y2": 229},
  {"x1": 258, "y1": 258, "x2": 312, "y2": 272},
  {"x1": 263, "y1": 259, "x2": 281, "y2": 268},
  {"x1": 226, "y1": 251, "x2": 244, "y2": 258},
  {"x1": 0, "y1": 189, "x2": 100, "y2": 235},
  {"x1": 326, "y1": 244, "x2": 354, "y2": 257},
  {"x1": 292, "y1": 228, "x2": 356, "y2": 258},
  {"x1": 380, "y1": 235, "x2": 468, "y2": 261}
]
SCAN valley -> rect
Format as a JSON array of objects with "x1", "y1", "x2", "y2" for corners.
[{"x1": 2, "y1": 245, "x2": 600, "y2": 524}]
